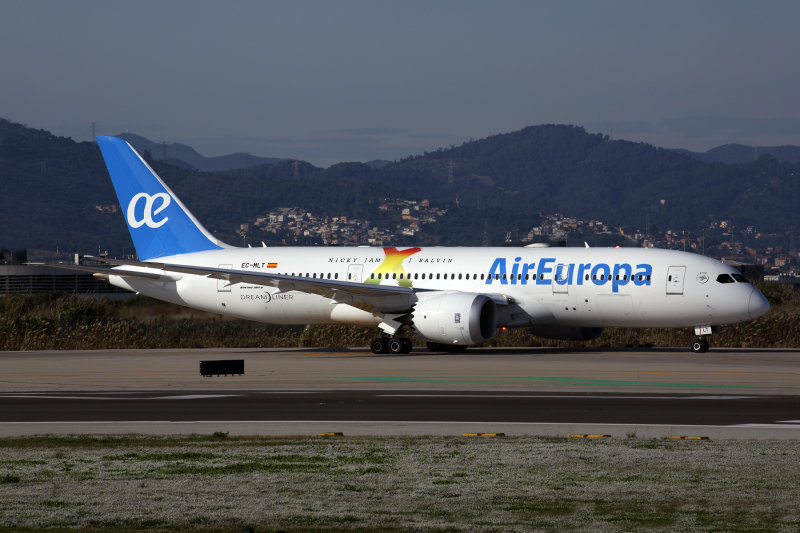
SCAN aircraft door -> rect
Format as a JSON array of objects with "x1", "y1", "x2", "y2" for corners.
[
  {"x1": 552, "y1": 263, "x2": 570, "y2": 294},
  {"x1": 347, "y1": 264, "x2": 364, "y2": 283},
  {"x1": 666, "y1": 266, "x2": 686, "y2": 295}
]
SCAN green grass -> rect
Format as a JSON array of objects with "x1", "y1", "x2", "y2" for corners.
[{"x1": 0, "y1": 434, "x2": 798, "y2": 531}]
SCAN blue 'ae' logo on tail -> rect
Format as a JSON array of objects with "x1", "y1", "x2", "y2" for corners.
[{"x1": 95, "y1": 135, "x2": 225, "y2": 260}]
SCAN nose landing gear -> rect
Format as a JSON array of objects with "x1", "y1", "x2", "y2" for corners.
[
  {"x1": 691, "y1": 325, "x2": 713, "y2": 353},
  {"x1": 691, "y1": 337, "x2": 709, "y2": 353}
]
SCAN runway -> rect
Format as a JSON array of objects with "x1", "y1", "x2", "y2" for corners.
[{"x1": 1, "y1": 347, "x2": 799, "y2": 438}]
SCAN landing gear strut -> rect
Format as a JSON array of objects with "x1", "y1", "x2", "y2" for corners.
[{"x1": 370, "y1": 336, "x2": 412, "y2": 354}]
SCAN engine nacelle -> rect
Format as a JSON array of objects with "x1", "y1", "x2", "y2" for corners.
[
  {"x1": 412, "y1": 292, "x2": 496, "y2": 346},
  {"x1": 528, "y1": 325, "x2": 605, "y2": 341}
]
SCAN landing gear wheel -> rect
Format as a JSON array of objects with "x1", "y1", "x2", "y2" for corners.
[
  {"x1": 387, "y1": 337, "x2": 404, "y2": 354},
  {"x1": 691, "y1": 338, "x2": 709, "y2": 353},
  {"x1": 400, "y1": 338, "x2": 413, "y2": 354},
  {"x1": 370, "y1": 337, "x2": 388, "y2": 354}
]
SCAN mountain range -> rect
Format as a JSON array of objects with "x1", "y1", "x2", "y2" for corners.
[
  {"x1": 116, "y1": 132, "x2": 284, "y2": 172},
  {"x1": 671, "y1": 144, "x2": 800, "y2": 164},
  {"x1": 2, "y1": 118, "x2": 798, "y2": 256}
]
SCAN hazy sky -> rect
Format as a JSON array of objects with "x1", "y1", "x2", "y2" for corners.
[{"x1": 3, "y1": 1, "x2": 800, "y2": 166}]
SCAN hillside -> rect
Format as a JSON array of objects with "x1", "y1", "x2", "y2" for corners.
[
  {"x1": 673, "y1": 144, "x2": 800, "y2": 164},
  {"x1": 117, "y1": 132, "x2": 284, "y2": 171},
  {"x1": 360, "y1": 125, "x2": 800, "y2": 233},
  {"x1": 2, "y1": 118, "x2": 800, "y2": 256}
]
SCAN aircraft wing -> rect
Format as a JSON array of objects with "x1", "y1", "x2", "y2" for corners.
[
  {"x1": 26, "y1": 262, "x2": 167, "y2": 281},
  {"x1": 33, "y1": 257, "x2": 513, "y2": 311},
  {"x1": 87, "y1": 256, "x2": 420, "y2": 302}
]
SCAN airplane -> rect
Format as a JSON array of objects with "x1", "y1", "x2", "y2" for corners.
[{"x1": 45, "y1": 135, "x2": 770, "y2": 354}]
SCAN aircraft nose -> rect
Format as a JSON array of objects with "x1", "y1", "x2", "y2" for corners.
[{"x1": 748, "y1": 287, "x2": 770, "y2": 319}]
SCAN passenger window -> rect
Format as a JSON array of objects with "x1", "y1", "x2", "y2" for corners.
[
  {"x1": 378, "y1": 273, "x2": 382, "y2": 279},
  {"x1": 335, "y1": 273, "x2": 338, "y2": 279},
  {"x1": 392, "y1": 273, "x2": 396, "y2": 279},
  {"x1": 371, "y1": 273, "x2": 375, "y2": 279},
  {"x1": 481, "y1": 274, "x2": 485, "y2": 280},
  {"x1": 716, "y1": 274, "x2": 735, "y2": 284},
  {"x1": 436, "y1": 273, "x2": 440, "y2": 280}
]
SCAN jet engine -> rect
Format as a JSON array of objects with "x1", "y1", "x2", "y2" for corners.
[
  {"x1": 412, "y1": 292, "x2": 496, "y2": 346},
  {"x1": 528, "y1": 325, "x2": 605, "y2": 341}
]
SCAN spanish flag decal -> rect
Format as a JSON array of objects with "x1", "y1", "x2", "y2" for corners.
[{"x1": 267, "y1": 262, "x2": 278, "y2": 268}]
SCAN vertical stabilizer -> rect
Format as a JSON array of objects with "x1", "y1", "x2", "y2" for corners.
[{"x1": 95, "y1": 135, "x2": 228, "y2": 260}]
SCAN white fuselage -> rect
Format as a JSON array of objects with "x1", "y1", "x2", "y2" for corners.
[{"x1": 109, "y1": 246, "x2": 766, "y2": 330}]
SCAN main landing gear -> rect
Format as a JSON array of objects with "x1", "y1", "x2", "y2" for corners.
[{"x1": 369, "y1": 336, "x2": 413, "y2": 354}]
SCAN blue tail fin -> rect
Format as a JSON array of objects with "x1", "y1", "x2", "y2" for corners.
[{"x1": 96, "y1": 135, "x2": 227, "y2": 260}]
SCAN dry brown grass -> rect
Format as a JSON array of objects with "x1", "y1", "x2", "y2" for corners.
[{"x1": 1, "y1": 284, "x2": 798, "y2": 351}]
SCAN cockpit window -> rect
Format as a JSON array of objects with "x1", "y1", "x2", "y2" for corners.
[
  {"x1": 731, "y1": 273, "x2": 749, "y2": 283},
  {"x1": 716, "y1": 274, "x2": 735, "y2": 284}
]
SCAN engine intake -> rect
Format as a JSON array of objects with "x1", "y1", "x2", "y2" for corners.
[{"x1": 412, "y1": 292, "x2": 496, "y2": 346}]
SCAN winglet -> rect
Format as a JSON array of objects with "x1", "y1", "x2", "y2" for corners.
[{"x1": 95, "y1": 135, "x2": 228, "y2": 260}]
